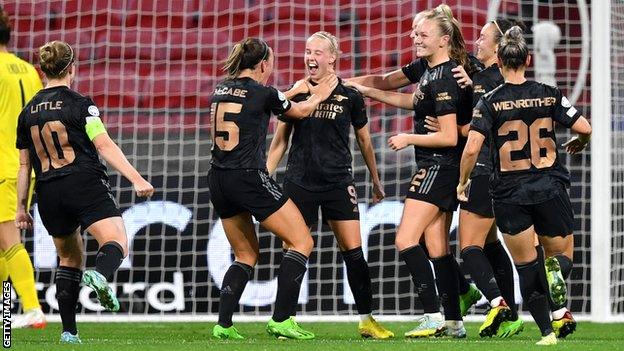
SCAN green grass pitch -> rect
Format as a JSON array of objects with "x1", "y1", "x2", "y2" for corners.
[{"x1": 12, "y1": 322, "x2": 624, "y2": 350}]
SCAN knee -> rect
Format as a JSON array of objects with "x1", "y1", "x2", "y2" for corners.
[
  {"x1": 394, "y1": 231, "x2": 416, "y2": 251},
  {"x1": 234, "y1": 249, "x2": 259, "y2": 267},
  {"x1": 294, "y1": 235, "x2": 314, "y2": 257}
]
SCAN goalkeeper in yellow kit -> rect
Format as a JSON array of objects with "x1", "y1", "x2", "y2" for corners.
[{"x1": 0, "y1": 7, "x2": 45, "y2": 328}]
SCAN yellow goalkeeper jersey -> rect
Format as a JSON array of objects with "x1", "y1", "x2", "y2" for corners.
[{"x1": 0, "y1": 51, "x2": 42, "y2": 179}]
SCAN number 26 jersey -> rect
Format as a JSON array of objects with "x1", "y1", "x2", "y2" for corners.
[
  {"x1": 470, "y1": 81, "x2": 582, "y2": 205},
  {"x1": 16, "y1": 86, "x2": 107, "y2": 182},
  {"x1": 209, "y1": 77, "x2": 291, "y2": 170}
]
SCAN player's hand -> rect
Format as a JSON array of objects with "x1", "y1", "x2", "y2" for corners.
[
  {"x1": 291, "y1": 77, "x2": 311, "y2": 95},
  {"x1": 15, "y1": 211, "x2": 33, "y2": 230},
  {"x1": 388, "y1": 134, "x2": 410, "y2": 151},
  {"x1": 562, "y1": 135, "x2": 590, "y2": 154},
  {"x1": 424, "y1": 116, "x2": 440, "y2": 133},
  {"x1": 134, "y1": 178, "x2": 154, "y2": 198},
  {"x1": 457, "y1": 179, "x2": 471, "y2": 202},
  {"x1": 452, "y1": 66, "x2": 472, "y2": 88},
  {"x1": 310, "y1": 74, "x2": 338, "y2": 101},
  {"x1": 343, "y1": 80, "x2": 370, "y2": 96},
  {"x1": 372, "y1": 181, "x2": 385, "y2": 204}
]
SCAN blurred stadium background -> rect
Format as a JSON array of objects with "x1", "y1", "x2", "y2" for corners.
[{"x1": 3, "y1": 0, "x2": 622, "y2": 323}]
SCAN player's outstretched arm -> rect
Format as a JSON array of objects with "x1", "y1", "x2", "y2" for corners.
[
  {"x1": 285, "y1": 74, "x2": 338, "y2": 118},
  {"x1": 344, "y1": 81, "x2": 414, "y2": 110},
  {"x1": 355, "y1": 124, "x2": 384, "y2": 203},
  {"x1": 92, "y1": 133, "x2": 154, "y2": 198},
  {"x1": 388, "y1": 113, "x2": 458, "y2": 151},
  {"x1": 562, "y1": 116, "x2": 592, "y2": 154},
  {"x1": 267, "y1": 121, "x2": 293, "y2": 175},
  {"x1": 15, "y1": 150, "x2": 33, "y2": 230},
  {"x1": 345, "y1": 68, "x2": 411, "y2": 91}
]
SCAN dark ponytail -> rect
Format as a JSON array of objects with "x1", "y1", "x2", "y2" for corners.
[
  {"x1": 498, "y1": 26, "x2": 529, "y2": 70},
  {"x1": 223, "y1": 38, "x2": 270, "y2": 78}
]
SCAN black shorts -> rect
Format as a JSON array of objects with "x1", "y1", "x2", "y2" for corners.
[
  {"x1": 460, "y1": 175, "x2": 494, "y2": 218},
  {"x1": 208, "y1": 168, "x2": 288, "y2": 222},
  {"x1": 406, "y1": 165, "x2": 459, "y2": 212},
  {"x1": 283, "y1": 180, "x2": 359, "y2": 226},
  {"x1": 493, "y1": 189, "x2": 574, "y2": 237},
  {"x1": 36, "y1": 172, "x2": 121, "y2": 237}
]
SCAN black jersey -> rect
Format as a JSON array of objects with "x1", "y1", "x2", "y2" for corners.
[
  {"x1": 401, "y1": 54, "x2": 483, "y2": 84},
  {"x1": 16, "y1": 86, "x2": 107, "y2": 182},
  {"x1": 209, "y1": 77, "x2": 291, "y2": 170},
  {"x1": 281, "y1": 80, "x2": 368, "y2": 191},
  {"x1": 470, "y1": 81, "x2": 582, "y2": 204},
  {"x1": 411, "y1": 60, "x2": 471, "y2": 168},
  {"x1": 470, "y1": 64, "x2": 504, "y2": 177}
]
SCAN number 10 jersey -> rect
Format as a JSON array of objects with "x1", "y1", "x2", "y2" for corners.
[
  {"x1": 16, "y1": 86, "x2": 107, "y2": 183},
  {"x1": 470, "y1": 80, "x2": 582, "y2": 205}
]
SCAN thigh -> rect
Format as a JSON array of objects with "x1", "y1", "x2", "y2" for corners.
[
  {"x1": 459, "y1": 208, "x2": 495, "y2": 249},
  {"x1": 222, "y1": 212, "x2": 260, "y2": 266},
  {"x1": 86, "y1": 216, "x2": 127, "y2": 253},
  {"x1": 283, "y1": 180, "x2": 321, "y2": 226},
  {"x1": 261, "y1": 199, "x2": 312, "y2": 255},
  {"x1": 423, "y1": 211, "x2": 450, "y2": 258},
  {"x1": 493, "y1": 200, "x2": 532, "y2": 235},
  {"x1": 63, "y1": 174, "x2": 121, "y2": 232},
  {"x1": 328, "y1": 219, "x2": 361, "y2": 251},
  {"x1": 532, "y1": 190, "x2": 574, "y2": 237},
  {"x1": 502, "y1": 226, "x2": 538, "y2": 264},
  {"x1": 395, "y1": 198, "x2": 440, "y2": 251},
  {"x1": 0, "y1": 178, "x2": 17, "y2": 223},
  {"x1": 321, "y1": 183, "x2": 360, "y2": 223},
  {"x1": 0, "y1": 221, "x2": 22, "y2": 250}
]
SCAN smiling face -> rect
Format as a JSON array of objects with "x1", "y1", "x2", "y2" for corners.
[
  {"x1": 409, "y1": 12, "x2": 427, "y2": 50},
  {"x1": 414, "y1": 18, "x2": 449, "y2": 60},
  {"x1": 305, "y1": 36, "x2": 336, "y2": 80},
  {"x1": 476, "y1": 22, "x2": 499, "y2": 65}
]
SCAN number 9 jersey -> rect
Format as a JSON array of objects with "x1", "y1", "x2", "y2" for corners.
[
  {"x1": 470, "y1": 81, "x2": 582, "y2": 205},
  {"x1": 16, "y1": 86, "x2": 108, "y2": 183},
  {"x1": 209, "y1": 77, "x2": 291, "y2": 170}
]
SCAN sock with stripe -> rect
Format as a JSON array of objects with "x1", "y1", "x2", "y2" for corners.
[
  {"x1": 273, "y1": 250, "x2": 308, "y2": 322},
  {"x1": 55, "y1": 266, "x2": 82, "y2": 334},
  {"x1": 5, "y1": 243, "x2": 40, "y2": 310},
  {"x1": 399, "y1": 245, "x2": 440, "y2": 314},
  {"x1": 218, "y1": 261, "x2": 253, "y2": 327}
]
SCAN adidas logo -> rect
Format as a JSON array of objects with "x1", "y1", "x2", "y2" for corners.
[
  {"x1": 353, "y1": 206, "x2": 359, "y2": 213},
  {"x1": 409, "y1": 186, "x2": 416, "y2": 192}
]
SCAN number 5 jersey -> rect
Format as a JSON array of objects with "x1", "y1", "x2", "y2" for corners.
[
  {"x1": 470, "y1": 81, "x2": 582, "y2": 205},
  {"x1": 16, "y1": 86, "x2": 107, "y2": 182}
]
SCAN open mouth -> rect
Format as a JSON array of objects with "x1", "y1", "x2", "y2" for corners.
[{"x1": 307, "y1": 62, "x2": 319, "y2": 75}]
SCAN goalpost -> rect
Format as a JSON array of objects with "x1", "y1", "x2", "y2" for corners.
[{"x1": 5, "y1": 0, "x2": 619, "y2": 322}]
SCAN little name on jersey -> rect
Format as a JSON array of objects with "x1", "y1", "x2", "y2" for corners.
[
  {"x1": 309, "y1": 102, "x2": 344, "y2": 120},
  {"x1": 214, "y1": 87, "x2": 247, "y2": 98},
  {"x1": 5, "y1": 63, "x2": 28, "y2": 74},
  {"x1": 30, "y1": 101, "x2": 63, "y2": 114},
  {"x1": 492, "y1": 97, "x2": 556, "y2": 111}
]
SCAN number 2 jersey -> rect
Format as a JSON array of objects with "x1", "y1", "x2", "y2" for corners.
[
  {"x1": 16, "y1": 86, "x2": 107, "y2": 183},
  {"x1": 209, "y1": 77, "x2": 291, "y2": 170},
  {"x1": 470, "y1": 81, "x2": 582, "y2": 204}
]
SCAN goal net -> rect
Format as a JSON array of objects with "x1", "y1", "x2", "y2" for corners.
[{"x1": 5, "y1": 0, "x2": 598, "y2": 320}]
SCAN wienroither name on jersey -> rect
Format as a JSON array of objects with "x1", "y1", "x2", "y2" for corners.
[
  {"x1": 411, "y1": 59, "x2": 471, "y2": 169},
  {"x1": 16, "y1": 86, "x2": 107, "y2": 182},
  {"x1": 470, "y1": 80, "x2": 582, "y2": 204},
  {"x1": 470, "y1": 64, "x2": 504, "y2": 178},
  {"x1": 209, "y1": 77, "x2": 291, "y2": 170},
  {"x1": 281, "y1": 80, "x2": 367, "y2": 191}
]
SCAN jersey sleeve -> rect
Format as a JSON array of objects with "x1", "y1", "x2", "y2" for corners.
[
  {"x1": 266, "y1": 86, "x2": 292, "y2": 116},
  {"x1": 469, "y1": 98, "x2": 493, "y2": 138},
  {"x1": 401, "y1": 59, "x2": 427, "y2": 84},
  {"x1": 350, "y1": 89, "x2": 368, "y2": 129},
  {"x1": 552, "y1": 88, "x2": 582, "y2": 128},
  {"x1": 429, "y1": 78, "x2": 460, "y2": 116},
  {"x1": 76, "y1": 97, "x2": 107, "y2": 140},
  {"x1": 15, "y1": 110, "x2": 30, "y2": 150}
]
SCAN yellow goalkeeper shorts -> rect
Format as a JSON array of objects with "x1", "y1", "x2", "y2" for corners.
[{"x1": 0, "y1": 178, "x2": 35, "y2": 223}]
